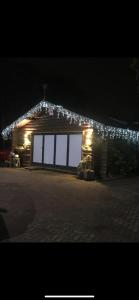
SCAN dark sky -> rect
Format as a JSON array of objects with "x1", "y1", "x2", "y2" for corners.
[{"x1": 0, "y1": 57, "x2": 138, "y2": 130}]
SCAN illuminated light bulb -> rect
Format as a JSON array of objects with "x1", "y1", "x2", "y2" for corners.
[
  {"x1": 1, "y1": 99, "x2": 139, "y2": 144},
  {"x1": 83, "y1": 128, "x2": 93, "y2": 147},
  {"x1": 24, "y1": 131, "x2": 32, "y2": 147}
]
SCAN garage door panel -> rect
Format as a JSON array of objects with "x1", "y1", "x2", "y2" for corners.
[
  {"x1": 32, "y1": 133, "x2": 82, "y2": 168},
  {"x1": 44, "y1": 135, "x2": 54, "y2": 164},
  {"x1": 68, "y1": 134, "x2": 82, "y2": 167},
  {"x1": 33, "y1": 135, "x2": 43, "y2": 163},
  {"x1": 55, "y1": 135, "x2": 67, "y2": 166}
]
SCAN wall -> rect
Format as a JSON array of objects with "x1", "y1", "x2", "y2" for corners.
[
  {"x1": 93, "y1": 133, "x2": 108, "y2": 178},
  {"x1": 12, "y1": 111, "x2": 82, "y2": 167},
  {"x1": 13, "y1": 112, "x2": 138, "y2": 177}
]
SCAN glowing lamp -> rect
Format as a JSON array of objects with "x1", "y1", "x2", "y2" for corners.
[
  {"x1": 24, "y1": 131, "x2": 32, "y2": 147},
  {"x1": 82, "y1": 128, "x2": 93, "y2": 152},
  {"x1": 84, "y1": 129, "x2": 93, "y2": 146},
  {"x1": 85, "y1": 129, "x2": 93, "y2": 146}
]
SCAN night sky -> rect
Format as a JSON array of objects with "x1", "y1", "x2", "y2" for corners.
[{"x1": 0, "y1": 57, "x2": 138, "y2": 131}]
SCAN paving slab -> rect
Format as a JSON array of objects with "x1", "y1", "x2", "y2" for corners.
[{"x1": 0, "y1": 168, "x2": 139, "y2": 242}]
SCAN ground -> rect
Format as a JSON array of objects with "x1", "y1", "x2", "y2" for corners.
[{"x1": 0, "y1": 168, "x2": 139, "y2": 242}]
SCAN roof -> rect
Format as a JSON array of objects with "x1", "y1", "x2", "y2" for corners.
[{"x1": 1, "y1": 99, "x2": 139, "y2": 143}]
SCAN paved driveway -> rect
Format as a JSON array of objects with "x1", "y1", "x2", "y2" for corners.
[{"x1": 0, "y1": 168, "x2": 139, "y2": 242}]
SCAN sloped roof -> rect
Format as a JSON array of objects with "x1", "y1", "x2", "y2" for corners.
[{"x1": 1, "y1": 99, "x2": 139, "y2": 143}]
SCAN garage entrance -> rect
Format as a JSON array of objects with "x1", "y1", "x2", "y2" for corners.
[{"x1": 32, "y1": 133, "x2": 82, "y2": 168}]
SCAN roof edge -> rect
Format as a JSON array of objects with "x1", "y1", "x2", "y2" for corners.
[{"x1": 1, "y1": 99, "x2": 139, "y2": 143}]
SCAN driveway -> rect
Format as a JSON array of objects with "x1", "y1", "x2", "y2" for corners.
[{"x1": 0, "y1": 168, "x2": 139, "y2": 242}]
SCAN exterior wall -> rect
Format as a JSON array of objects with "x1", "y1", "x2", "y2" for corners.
[
  {"x1": 11, "y1": 111, "x2": 139, "y2": 177},
  {"x1": 12, "y1": 112, "x2": 82, "y2": 167},
  {"x1": 99, "y1": 140, "x2": 108, "y2": 178},
  {"x1": 12, "y1": 115, "x2": 108, "y2": 176},
  {"x1": 93, "y1": 133, "x2": 108, "y2": 178},
  {"x1": 12, "y1": 128, "x2": 22, "y2": 149}
]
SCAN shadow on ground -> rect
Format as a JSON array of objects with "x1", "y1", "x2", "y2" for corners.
[
  {"x1": 0, "y1": 208, "x2": 10, "y2": 242},
  {"x1": 0, "y1": 199, "x2": 36, "y2": 242}
]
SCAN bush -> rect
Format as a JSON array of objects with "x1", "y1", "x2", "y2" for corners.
[{"x1": 107, "y1": 139, "x2": 139, "y2": 176}]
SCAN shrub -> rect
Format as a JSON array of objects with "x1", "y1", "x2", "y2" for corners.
[{"x1": 107, "y1": 139, "x2": 138, "y2": 176}]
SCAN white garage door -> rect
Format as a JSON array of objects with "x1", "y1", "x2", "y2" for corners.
[
  {"x1": 32, "y1": 133, "x2": 82, "y2": 167},
  {"x1": 68, "y1": 134, "x2": 82, "y2": 167},
  {"x1": 33, "y1": 135, "x2": 43, "y2": 163},
  {"x1": 44, "y1": 135, "x2": 55, "y2": 164},
  {"x1": 55, "y1": 135, "x2": 67, "y2": 166}
]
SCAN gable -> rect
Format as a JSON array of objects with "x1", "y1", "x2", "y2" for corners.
[{"x1": 2, "y1": 99, "x2": 139, "y2": 143}]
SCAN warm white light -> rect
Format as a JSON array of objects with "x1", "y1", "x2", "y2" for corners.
[
  {"x1": 85, "y1": 129, "x2": 93, "y2": 146},
  {"x1": 24, "y1": 131, "x2": 32, "y2": 147},
  {"x1": 17, "y1": 118, "x2": 31, "y2": 128}
]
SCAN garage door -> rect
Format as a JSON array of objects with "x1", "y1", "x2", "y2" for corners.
[
  {"x1": 44, "y1": 135, "x2": 55, "y2": 164},
  {"x1": 55, "y1": 135, "x2": 67, "y2": 166},
  {"x1": 32, "y1": 133, "x2": 82, "y2": 168},
  {"x1": 68, "y1": 134, "x2": 82, "y2": 167}
]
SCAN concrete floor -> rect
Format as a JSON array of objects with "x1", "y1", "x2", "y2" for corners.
[{"x1": 1, "y1": 168, "x2": 139, "y2": 242}]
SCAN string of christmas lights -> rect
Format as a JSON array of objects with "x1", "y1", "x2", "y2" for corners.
[{"x1": 1, "y1": 99, "x2": 139, "y2": 143}]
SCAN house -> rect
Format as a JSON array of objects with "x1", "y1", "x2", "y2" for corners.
[{"x1": 2, "y1": 99, "x2": 139, "y2": 178}]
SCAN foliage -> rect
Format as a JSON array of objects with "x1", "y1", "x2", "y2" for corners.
[{"x1": 107, "y1": 138, "x2": 139, "y2": 175}]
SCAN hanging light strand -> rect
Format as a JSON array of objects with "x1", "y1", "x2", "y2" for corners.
[{"x1": 1, "y1": 99, "x2": 139, "y2": 143}]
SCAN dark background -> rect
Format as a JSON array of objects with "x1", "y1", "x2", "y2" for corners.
[
  {"x1": 0, "y1": 243, "x2": 138, "y2": 300},
  {"x1": 0, "y1": 57, "x2": 138, "y2": 131},
  {"x1": 0, "y1": 10, "x2": 139, "y2": 299},
  {"x1": 0, "y1": 57, "x2": 139, "y2": 299}
]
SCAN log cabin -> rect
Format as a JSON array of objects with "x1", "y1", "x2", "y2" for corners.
[{"x1": 2, "y1": 99, "x2": 139, "y2": 178}]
